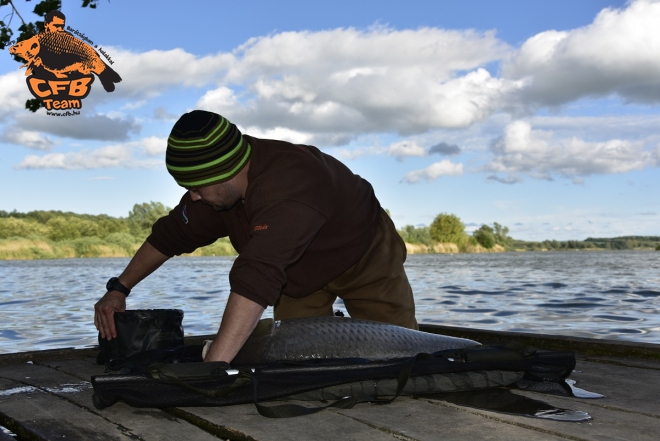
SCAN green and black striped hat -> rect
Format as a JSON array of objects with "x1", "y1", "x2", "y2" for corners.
[{"x1": 166, "y1": 111, "x2": 251, "y2": 189}]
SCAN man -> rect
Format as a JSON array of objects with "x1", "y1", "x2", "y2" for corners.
[
  {"x1": 44, "y1": 10, "x2": 66, "y2": 33},
  {"x1": 94, "y1": 111, "x2": 417, "y2": 364}
]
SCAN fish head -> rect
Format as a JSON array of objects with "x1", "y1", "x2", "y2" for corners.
[{"x1": 9, "y1": 37, "x2": 40, "y2": 61}]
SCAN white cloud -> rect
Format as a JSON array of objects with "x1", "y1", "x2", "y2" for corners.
[
  {"x1": 197, "y1": 86, "x2": 239, "y2": 115},
  {"x1": 1, "y1": 129, "x2": 55, "y2": 150},
  {"x1": 153, "y1": 107, "x2": 178, "y2": 122},
  {"x1": 487, "y1": 174, "x2": 521, "y2": 185},
  {"x1": 16, "y1": 145, "x2": 133, "y2": 170},
  {"x1": 503, "y1": 0, "x2": 660, "y2": 105},
  {"x1": 487, "y1": 120, "x2": 658, "y2": 181},
  {"x1": 139, "y1": 136, "x2": 168, "y2": 156},
  {"x1": 0, "y1": 71, "x2": 32, "y2": 121},
  {"x1": 240, "y1": 126, "x2": 312, "y2": 145},
  {"x1": 388, "y1": 140, "x2": 426, "y2": 158},
  {"x1": 402, "y1": 160, "x2": 464, "y2": 183},
  {"x1": 12, "y1": 113, "x2": 141, "y2": 141},
  {"x1": 14, "y1": 136, "x2": 167, "y2": 170},
  {"x1": 334, "y1": 145, "x2": 387, "y2": 160},
  {"x1": 335, "y1": 137, "x2": 462, "y2": 161},
  {"x1": 196, "y1": 26, "x2": 516, "y2": 142},
  {"x1": 102, "y1": 47, "x2": 234, "y2": 100}
]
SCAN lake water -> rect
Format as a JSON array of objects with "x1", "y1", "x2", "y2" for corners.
[{"x1": 0, "y1": 251, "x2": 659, "y2": 354}]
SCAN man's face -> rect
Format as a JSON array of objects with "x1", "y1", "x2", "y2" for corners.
[
  {"x1": 189, "y1": 180, "x2": 241, "y2": 211},
  {"x1": 45, "y1": 17, "x2": 65, "y2": 33}
]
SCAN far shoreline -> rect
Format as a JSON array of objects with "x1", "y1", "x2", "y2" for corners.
[{"x1": 0, "y1": 239, "x2": 657, "y2": 261}]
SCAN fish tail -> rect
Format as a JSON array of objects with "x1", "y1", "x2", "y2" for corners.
[{"x1": 98, "y1": 64, "x2": 122, "y2": 92}]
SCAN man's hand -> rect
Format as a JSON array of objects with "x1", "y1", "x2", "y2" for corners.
[
  {"x1": 94, "y1": 291, "x2": 126, "y2": 340},
  {"x1": 92, "y1": 241, "x2": 170, "y2": 340},
  {"x1": 204, "y1": 292, "x2": 265, "y2": 363}
]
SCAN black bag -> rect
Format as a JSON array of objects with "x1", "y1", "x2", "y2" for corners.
[{"x1": 96, "y1": 309, "x2": 184, "y2": 366}]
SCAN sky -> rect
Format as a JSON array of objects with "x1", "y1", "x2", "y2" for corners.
[{"x1": 0, "y1": 0, "x2": 658, "y2": 241}]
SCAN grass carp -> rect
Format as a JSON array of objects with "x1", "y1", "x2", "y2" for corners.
[
  {"x1": 9, "y1": 31, "x2": 121, "y2": 92},
  {"x1": 230, "y1": 317, "x2": 480, "y2": 365}
]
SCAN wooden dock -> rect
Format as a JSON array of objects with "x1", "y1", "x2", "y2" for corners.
[{"x1": 1, "y1": 325, "x2": 659, "y2": 441}]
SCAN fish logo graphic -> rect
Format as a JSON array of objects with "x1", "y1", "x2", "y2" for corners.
[{"x1": 8, "y1": 10, "x2": 121, "y2": 113}]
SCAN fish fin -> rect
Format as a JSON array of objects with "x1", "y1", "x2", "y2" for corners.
[{"x1": 98, "y1": 66, "x2": 122, "y2": 92}]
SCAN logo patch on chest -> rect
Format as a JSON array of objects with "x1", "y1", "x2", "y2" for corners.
[
  {"x1": 182, "y1": 205, "x2": 189, "y2": 224},
  {"x1": 253, "y1": 224, "x2": 268, "y2": 231}
]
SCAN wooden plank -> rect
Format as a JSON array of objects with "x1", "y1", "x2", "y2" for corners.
[
  {"x1": 330, "y1": 396, "x2": 573, "y2": 441},
  {"x1": 417, "y1": 390, "x2": 660, "y2": 441},
  {"x1": 581, "y1": 355, "x2": 660, "y2": 372},
  {"x1": 0, "y1": 363, "x2": 219, "y2": 441},
  {"x1": 0, "y1": 377, "x2": 135, "y2": 441},
  {"x1": 181, "y1": 402, "x2": 403, "y2": 441},
  {"x1": 569, "y1": 360, "x2": 660, "y2": 416},
  {"x1": 0, "y1": 348, "x2": 98, "y2": 367},
  {"x1": 39, "y1": 357, "x2": 107, "y2": 382}
]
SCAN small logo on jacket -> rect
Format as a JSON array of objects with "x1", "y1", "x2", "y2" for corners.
[
  {"x1": 182, "y1": 205, "x2": 189, "y2": 224},
  {"x1": 253, "y1": 224, "x2": 268, "y2": 231}
]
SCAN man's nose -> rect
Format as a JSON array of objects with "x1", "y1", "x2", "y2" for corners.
[{"x1": 189, "y1": 190, "x2": 201, "y2": 201}]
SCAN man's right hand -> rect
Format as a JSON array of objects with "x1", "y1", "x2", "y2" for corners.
[
  {"x1": 94, "y1": 291, "x2": 126, "y2": 340},
  {"x1": 92, "y1": 241, "x2": 170, "y2": 340}
]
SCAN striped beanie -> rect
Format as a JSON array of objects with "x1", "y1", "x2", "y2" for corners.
[{"x1": 166, "y1": 111, "x2": 251, "y2": 189}]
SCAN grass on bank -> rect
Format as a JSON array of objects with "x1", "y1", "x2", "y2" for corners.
[{"x1": 0, "y1": 204, "x2": 237, "y2": 260}]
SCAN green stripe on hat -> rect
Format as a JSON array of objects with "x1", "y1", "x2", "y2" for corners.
[
  {"x1": 166, "y1": 137, "x2": 246, "y2": 172},
  {"x1": 174, "y1": 143, "x2": 251, "y2": 188}
]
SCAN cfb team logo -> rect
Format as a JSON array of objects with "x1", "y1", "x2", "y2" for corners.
[{"x1": 8, "y1": 10, "x2": 121, "y2": 114}]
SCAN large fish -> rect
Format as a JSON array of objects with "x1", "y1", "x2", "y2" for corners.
[
  {"x1": 9, "y1": 31, "x2": 121, "y2": 92},
  {"x1": 229, "y1": 317, "x2": 480, "y2": 365}
]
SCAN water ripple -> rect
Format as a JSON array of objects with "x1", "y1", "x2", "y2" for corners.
[{"x1": 1, "y1": 251, "x2": 659, "y2": 353}]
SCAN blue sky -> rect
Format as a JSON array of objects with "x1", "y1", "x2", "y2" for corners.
[{"x1": 1, "y1": 0, "x2": 658, "y2": 241}]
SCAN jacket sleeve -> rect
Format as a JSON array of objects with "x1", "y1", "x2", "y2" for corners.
[
  {"x1": 147, "y1": 192, "x2": 228, "y2": 257},
  {"x1": 229, "y1": 200, "x2": 327, "y2": 307}
]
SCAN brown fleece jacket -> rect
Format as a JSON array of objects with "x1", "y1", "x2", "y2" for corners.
[{"x1": 147, "y1": 135, "x2": 381, "y2": 307}]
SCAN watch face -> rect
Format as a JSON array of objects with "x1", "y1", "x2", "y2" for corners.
[{"x1": 107, "y1": 277, "x2": 117, "y2": 291}]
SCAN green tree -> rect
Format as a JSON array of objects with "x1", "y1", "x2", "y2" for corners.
[
  {"x1": 398, "y1": 225, "x2": 433, "y2": 246},
  {"x1": 0, "y1": 0, "x2": 99, "y2": 112},
  {"x1": 128, "y1": 202, "x2": 171, "y2": 239},
  {"x1": 0, "y1": 217, "x2": 48, "y2": 239},
  {"x1": 473, "y1": 224, "x2": 496, "y2": 249},
  {"x1": 46, "y1": 216, "x2": 82, "y2": 241},
  {"x1": 430, "y1": 213, "x2": 466, "y2": 244},
  {"x1": 492, "y1": 222, "x2": 513, "y2": 247}
]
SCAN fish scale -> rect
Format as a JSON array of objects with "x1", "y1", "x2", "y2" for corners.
[
  {"x1": 36, "y1": 31, "x2": 102, "y2": 72},
  {"x1": 232, "y1": 317, "x2": 480, "y2": 365}
]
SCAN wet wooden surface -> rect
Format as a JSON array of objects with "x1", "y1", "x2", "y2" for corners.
[{"x1": 1, "y1": 336, "x2": 659, "y2": 440}]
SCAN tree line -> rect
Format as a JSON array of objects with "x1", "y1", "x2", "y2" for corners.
[
  {"x1": 0, "y1": 202, "x2": 235, "y2": 259},
  {"x1": 397, "y1": 214, "x2": 660, "y2": 252},
  {"x1": 1, "y1": 206, "x2": 658, "y2": 259},
  {"x1": 397, "y1": 213, "x2": 513, "y2": 252}
]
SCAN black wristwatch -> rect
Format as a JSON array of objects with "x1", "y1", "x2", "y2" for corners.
[{"x1": 106, "y1": 277, "x2": 131, "y2": 297}]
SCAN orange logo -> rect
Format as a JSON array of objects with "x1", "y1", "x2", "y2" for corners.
[
  {"x1": 8, "y1": 10, "x2": 121, "y2": 115},
  {"x1": 253, "y1": 224, "x2": 269, "y2": 231}
]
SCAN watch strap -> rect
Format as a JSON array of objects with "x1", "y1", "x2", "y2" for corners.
[{"x1": 107, "y1": 277, "x2": 131, "y2": 296}]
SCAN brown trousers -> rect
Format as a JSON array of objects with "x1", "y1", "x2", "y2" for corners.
[{"x1": 274, "y1": 210, "x2": 418, "y2": 330}]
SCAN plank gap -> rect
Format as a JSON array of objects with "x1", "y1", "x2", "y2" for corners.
[{"x1": 165, "y1": 407, "x2": 256, "y2": 441}]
